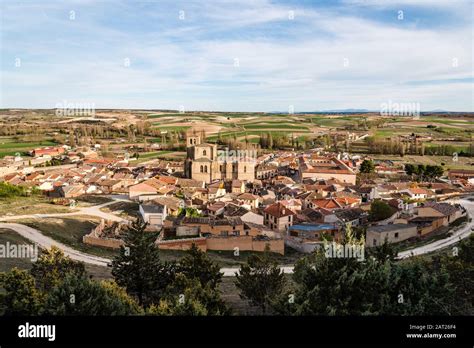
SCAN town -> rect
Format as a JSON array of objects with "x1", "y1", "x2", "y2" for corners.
[
  {"x1": 1, "y1": 118, "x2": 472, "y2": 261},
  {"x1": 1, "y1": 0, "x2": 473, "y2": 344}
]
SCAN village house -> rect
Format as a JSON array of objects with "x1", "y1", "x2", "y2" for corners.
[
  {"x1": 298, "y1": 156, "x2": 357, "y2": 185},
  {"x1": 139, "y1": 202, "x2": 168, "y2": 228},
  {"x1": 264, "y1": 202, "x2": 296, "y2": 233},
  {"x1": 57, "y1": 183, "x2": 86, "y2": 198},
  {"x1": 223, "y1": 203, "x2": 264, "y2": 225},
  {"x1": 409, "y1": 216, "x2": 446, "y2": 236},
  {"x1": 415, "y1": 202, "x2": 463, "y2": 226},
  {"x1": 325, "y1": 208, "x2": 367, "y2": 227},
  {"x1": 31, "y1": 146, "x2": 66, "y2": 158},
  {"x1": 256, "y1": 164, "x2": 279, "y2": 180},
  {"x1": 366, "y1": 223, "x2": 418, "y2": 247},
  {"x1": 178, "y1": 216, "x2": 246, "y2": 237},
  {"x1": 286, "y1": 223, "x2": 341, "y2": 253},
  {"x1": 401, "y1": 187, "x2": 432, "y2": 200},
  {"x1": 448, "y1": 169, "x2": 474, "y2": 185},
  {"x1": 236, "y1": 192, "x2": 260, "y2": 209},
  {"x1": 128, "y1": 178, "x2": 164, "y2": 200}
]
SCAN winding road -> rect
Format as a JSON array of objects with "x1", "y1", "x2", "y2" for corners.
[{"x1": 0, "y1": 196, "x2": 472, "y2": 275}]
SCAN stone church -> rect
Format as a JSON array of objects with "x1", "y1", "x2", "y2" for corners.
[{"x1": 184, "y1": 135, "x2": 255, "y2": 183}]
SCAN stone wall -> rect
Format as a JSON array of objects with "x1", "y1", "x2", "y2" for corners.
[
  {"x1": 156, "y1": 237, "x2": 207, "y2": 251},
  {"x1": 206, "y1": 236, "x2": 284, "y2": 254},
  {"x1": 83, "y1": 234, "x2": 124, "y2": 249}
]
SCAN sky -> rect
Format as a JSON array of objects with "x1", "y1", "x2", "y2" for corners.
[{"x1": 0, "y1": 0, "x2": 473, "y2": 112}]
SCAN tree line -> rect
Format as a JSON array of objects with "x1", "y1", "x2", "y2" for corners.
[{"x1": 1, "y1": 219, "x2": 472, "y2": 315}]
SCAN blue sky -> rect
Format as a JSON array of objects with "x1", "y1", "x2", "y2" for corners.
[{"x1": 1, "y1": 0, "x2": 472, "y2": 111}]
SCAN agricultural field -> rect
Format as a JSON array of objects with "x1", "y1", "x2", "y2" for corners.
[
  {"x1": 0, "y1": 196, "x2": 76, "y2": 217},
  {"x1": 0, "y1": 109, "x2": 472, "y2": 162},
  {"x1": 0, "y1": 137, "x2": 57, "y2": 157},
  {"x1": 370, "y1": 154, "x2": 474, "y2": 171}
]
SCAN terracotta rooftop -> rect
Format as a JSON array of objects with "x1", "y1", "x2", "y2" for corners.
[{"x1": 264, "y1": 202, "x2": 296, "y2": 218}]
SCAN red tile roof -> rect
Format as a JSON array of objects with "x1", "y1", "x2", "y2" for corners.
[{"x1": 264, "y1": 202, "x2": 296, "y2": 218}]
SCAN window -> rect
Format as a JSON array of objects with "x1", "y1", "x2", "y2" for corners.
[
  {"x1": 373, "y1": 239, "x2": 377, "y2": 246},
  {"x1": 288, "y1": 216, "x2": 291, "y2": 222},
  {"x1": 244, "y1": 166, "x2": 247, "y2": 173},
  {"x1": 394, "y1": 232, "x2": 399, "y2": 238},
  {"x1": 220, "y1": 231, "x2": 228, "y2": 237},
  {"x1": 200, "y1": 165, "x2": 203, "y2": 173},
  {"x1": 203, "y1": 150, "x2": 207, "y2": 156}
]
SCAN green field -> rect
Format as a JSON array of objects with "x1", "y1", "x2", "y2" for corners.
[
  {"x1": 0, "y1": 139, "x2": 57, "y2": 158},
  {"x1": 129, "y1": 150, "x2": 175, "y2": 163},
  {"x1": 207, "y1": 130, "x2": 310, "y2": 142},
  {"x1": 152, "y1": 126, "x2": 191, "y2": 132},
  {"x1": 242, "y1": 123, "x2": 310, "y2": 131}
]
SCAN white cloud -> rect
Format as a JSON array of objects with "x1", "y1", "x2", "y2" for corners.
[{"x1": 0, "y1": 0, "x2": 472, "y2": 111}]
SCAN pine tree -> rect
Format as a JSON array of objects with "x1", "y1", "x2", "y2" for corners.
[
  {"x1": 235, "y1": 245, "x2": 285, "y2": 314},
  {"x1": 111, "y1": 218, "x2": 175, "y2": 308},
  {"x1": 149, "y1": 273, "x2": 229, "y2": 316},
  {"x1": 31, "y1": 246, "x2": 86, "y2": 292},
  {"x1": 178, "y1": 244, "x2": 223, "y2": 289},
  {"x1": 0, "y1": 268, "x2": 45, "y2": 315},
  {"x1": 45, "y1": 274, "x2": 142, "y2": 315},
  {"x1": 360, "y1": 159, "x2": 375, "y2": 174}
]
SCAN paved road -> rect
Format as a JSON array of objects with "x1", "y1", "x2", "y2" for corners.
[
  {"x1": 0, "y1": 196, "x2": 130, "y2": 267},
  {"x1": 1, "y1": 196, "x2": 472, "y2": 275},
  {"x1": 0, "y1": 222, "x2": 110, "y2": 266},
  {"x1": 397, "y1": 197, "x2": 474, "y2": 259}
]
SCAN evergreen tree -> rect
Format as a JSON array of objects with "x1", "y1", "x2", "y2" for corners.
[
  {"x1": 360, "y1": 159, "x2": 375, "y2": 174},
  {"x1": 440, "y1": 235, "x2": 474, "y2": 314},
  {"x1": 178, "y1": 244, "x2": 223, "y2": 289},
  {"x1": 149, "y1": 273, "x2": 229, "y2": 316},
  {"x1": 369, "y1": 200, "x2": 394, "y2": 222},
  {"x1": 45, "y1": 274, "x2": 141, "y2": 315},
  {"x1": 368, "y1": 239, "x2": 398, "y2": 262},
  {"x1": 235, "y1": 246, "x2": 285, "y2": 314},
  {"x1": 111, "y1": 218, "x2": 175, "y2": 308},
  {"x1": 0, "y1": 268, "x2": 45, "y2": 315},
  {"x1": 31, "y1": 246, "x2": 86, "y2": 292},
  {"x1": 272, "y1": 247, "x2": 458, "y2": 316}
]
